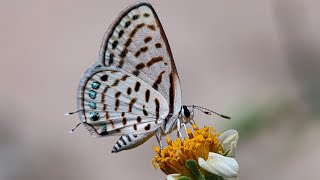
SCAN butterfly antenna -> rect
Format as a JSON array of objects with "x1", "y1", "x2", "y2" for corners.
[
  {"x1": 191, "y1": 105, "x2": 231, "y2": 119},
  {"x1": 69, "y1": 123, "x2": 81, "y2": 134},
  {"x1": 64, "y1": 110, "x2": 81, "y2": 116}
]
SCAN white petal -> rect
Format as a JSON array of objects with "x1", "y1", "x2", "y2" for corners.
[
  {"x1": 166, "y1": 174, "x2": 180, "y2": 180},
  {"x1": 198, "y1": 152, "x2": 239, "y2": 178},
  {"x1": 219, "y1": 129, "x2": 239, "y2": 157}
]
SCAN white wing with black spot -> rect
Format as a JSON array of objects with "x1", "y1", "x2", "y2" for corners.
[
  {"x1": 77, "y1": 2, "x2": 182, "y2": 152},
  {"x1": 98, "y1": 2, "x2": 182, "y2": 117},
  {"x1": 78, "y1": 65, "x2": 168, "y2": 135}
]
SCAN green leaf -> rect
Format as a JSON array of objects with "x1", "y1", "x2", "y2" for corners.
[{"x1": 185, "y1": 160, "x2": 205, "y2": 180}]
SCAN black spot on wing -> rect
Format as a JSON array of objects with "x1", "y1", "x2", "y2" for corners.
[
  {"x1": 125, "y1": 38, "x2": 132, "y2": 47},
  {"x1": 119, "y1": 48, "x2": 128, "y2": 58},
  {"x1": 144, "y1": 124, "x2": 151, "y2": 131},
  {"x1": 101, "y1": 86, "x2": 110, "y2": 109},
  {"x1": 117, "y1": 59, "x2": 125, "y2": 68},
  {"x1": 145, "y1": 89, "x2": 150, "y2": 103},
  {"x1": 118, "y1": 29, "x2": 124, "y2": 38},
  {"x1": 144, "y1": 36, "x2": 152, "y2": 43},
  {"x1": 122, "y1": 117, "x2": 127, "y2": 126},
  {"x1": 132, "y1": 14, "x2": 140, "y2": 20},
  {"x1": 152, "y1": 71, "x2": 165, "y2": 91},
  {"x1": 130, "y1": 23, "x2": 145, "y2": 37},
  {"x1": 111, "y1": 40, "x2": 118, "y2": 49},
  {"x1": 108, "y1": 53, "x2": 114, "y2": 65},
  {"x1": 124, "y1": 21, "x2": 131, "y2": 28},
  {"x1": 112, "y1": 79, "x2": 120, "y2": 87},
  {"x1": 143, "y1": 105, "x2": 148, "y2": 116},
  {"x1": 143, "y1": 13, "x2": 150, "y2": 18},
  {"x1": 134, "y1": 51, "x2": 141, "y2": 58},
  {"x1": 132, "y1": 70, "x2": 139, "y2": 76},
  {"x1": 121, "y1": 74, "x2": 129, "y2": 81},
  {"x1": 128, "y1": 98, "x2": 137, "y2": 113},
  {"x1": 135, "y1": 63, "x2": 145, "y2": 70},
  {"x1": 165, "y1": 72, "x2": 175, "y2": 125},
  {"x1": 155, "y1": 43, "x2": 162, "y2": 48},
  {"x1": 115, "y1": 99, "x2": 120, "y2": 111},
  {"x1": 100, "y1": 75, "x2": 108, "y2": 81},
  {"x1": 140, "y1": 46, "x2": 148, "y2": 52},
  {"x1": 147, "y1": 24, "x2": 156, "y2": 31},
  {"x1": 146, "y1": 56, "x2": 163, "y2": 67},
  {"x1": 134, "y1": 81, "x2": 141, "y2": 92},
  {"x1": 127, "y1": 87, "x2": 132, "y2": 95},
  {"x1": 137, "y1": 116, "x2": 141, "y2": 123},
  {"x1": 155, "y1": 98, "x2": 160, "y2": 119},
  {"x1": 115, "y1": 91, "x2": 121, "y2": 98}
]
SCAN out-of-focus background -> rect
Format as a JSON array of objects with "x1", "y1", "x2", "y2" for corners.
[{"x1": 1, "y1": 0, "x2": 319, "y2": 179}]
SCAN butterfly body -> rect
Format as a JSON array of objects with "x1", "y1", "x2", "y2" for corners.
[{"x1": 76, "y1": 2, "x2": 195, "y2": 153}]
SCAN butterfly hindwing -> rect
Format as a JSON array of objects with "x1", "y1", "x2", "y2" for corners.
[{"x1": 77, "y1": 65, "x2": 168, "y2": 136}]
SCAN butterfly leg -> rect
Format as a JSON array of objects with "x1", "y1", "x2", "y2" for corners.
[
  {"x1": 181, "y1": 122, "x2": 189, "y2": 138},
  {"x1": 155, "y1": 129, "x2": 163, "y2": 150},
  {"x1": 176, "y1": 118, "x2": 184, "y2": 140},
  {"x1": 190, "y1": 119, "x2": 196, "y2": 126}
]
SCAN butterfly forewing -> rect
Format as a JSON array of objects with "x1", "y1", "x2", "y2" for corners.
[
  {"x1": 99, "y1": 3, "x2": 180, "y2": 104},
  {"x1": 77, "y1": 2, "x2": 182, "y2": 152}
]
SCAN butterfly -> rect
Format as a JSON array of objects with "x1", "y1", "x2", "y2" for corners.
[{"x1": 67, "y1": 2, "x2": 230, "y2": 153}]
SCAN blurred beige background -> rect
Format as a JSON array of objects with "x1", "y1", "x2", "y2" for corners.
[{"x1": 0, "y1": 0, "x2": 319, "y2": 179}]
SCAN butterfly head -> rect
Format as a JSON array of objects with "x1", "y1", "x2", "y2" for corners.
[{"x1": 181, "y1": 105, "x2": 194, "y2": 123}]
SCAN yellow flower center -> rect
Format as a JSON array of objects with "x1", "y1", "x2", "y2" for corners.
[{"x1": 152, "y1": 124, "x2": 223, "y2": 176}]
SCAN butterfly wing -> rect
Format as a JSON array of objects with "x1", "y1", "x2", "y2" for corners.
[
  {"x1": 77, "y1": 2, "x2": 182, "y2": 152},
  {"x1": 98, "y1": 2, "x2": 182, "y2": 124},
  {"x1": 77, "y1": 65, "x2": 168, "y2": 136}
]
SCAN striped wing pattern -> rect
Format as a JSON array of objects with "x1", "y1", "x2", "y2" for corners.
[
  {"x1": 77, "y1": 2, "x2": 182, "y2": 152},
  {"x1": 78, "y1": 65, "x2": 168, "y2": 134}
]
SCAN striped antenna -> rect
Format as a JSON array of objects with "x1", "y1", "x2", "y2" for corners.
[{"x1": 190, "y1": 105, "x2": 231, "y2": 119}]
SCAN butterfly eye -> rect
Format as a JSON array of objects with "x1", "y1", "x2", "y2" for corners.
[{"x1": 182, "y1": 105, "x2": 191, "y2": 118}]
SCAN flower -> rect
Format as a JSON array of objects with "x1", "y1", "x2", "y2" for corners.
[
  {"x1": 219, "y1": 129, "x2": 239, "y2": 157},
  {"x1": 198, "y1": 152, "x2": 239, "y2": 178},
  {"x1": 152, "y1": 124, "x2": 239, "y2": 179}
]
